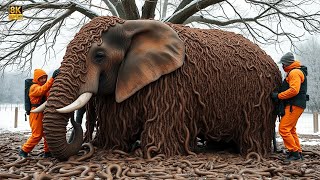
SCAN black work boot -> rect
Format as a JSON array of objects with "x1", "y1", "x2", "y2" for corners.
[
  {"x1": 285, "y1": 151, "x2": 301, "y2": 162},
  {"x1": 283, "y1": 151, "x2": 302, "y2": 164},
  {"x1": 19, "y1": 149, "x2": 28, "y2": 158},
  {"x1": 43, "y1": 152, "x2": 52, "y2": 158},
  {"x1": 299, "y1": 152, "x2": 304, "y2": 160},
  {"x1": 285, "y1": 151, "x2": 292, "y2": 159},
  {"x1": 288, "y1": 151, "x2": 302, "y2": 161}
]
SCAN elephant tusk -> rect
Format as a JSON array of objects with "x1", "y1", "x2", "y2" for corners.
[
  {"x1": 30, "y1": 101, "x2": 47, "y2": 113},
  {"x1": 56, "y1": 92, "x2": 92, "y2": 113}
]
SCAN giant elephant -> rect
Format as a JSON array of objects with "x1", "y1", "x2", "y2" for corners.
[{"x1": 41, "y1": 16, "x2": 282, "y2": 160}]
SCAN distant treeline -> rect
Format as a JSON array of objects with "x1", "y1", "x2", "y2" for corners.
[
  {"x1": 0, "y1": 71, "x2": 53, "y2": 104},
  {"x1": 0, "y1": 73, "x2": 27, "y2": 103}
]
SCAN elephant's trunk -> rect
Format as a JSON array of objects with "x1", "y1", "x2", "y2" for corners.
[
  {"x1": 43, "y1": 71, "x2": 86, "y2": 160},
  {"x1": 43, "y1": 107, "x2": 83, "y2": 160}
]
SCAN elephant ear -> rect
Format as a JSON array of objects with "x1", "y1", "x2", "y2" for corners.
[{"x1": 115, "y1": 20, "x2": 185, "y2": 103}]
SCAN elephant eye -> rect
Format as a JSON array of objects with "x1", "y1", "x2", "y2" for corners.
[{"x1": 94, "y1": 51, "x2": 106, "y2": 63}]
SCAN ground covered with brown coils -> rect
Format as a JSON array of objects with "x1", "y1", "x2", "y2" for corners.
[{"x1": 1, "y1": 131, "x2": 320, "y2": 179}]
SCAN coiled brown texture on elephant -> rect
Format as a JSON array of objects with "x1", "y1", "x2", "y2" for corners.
[
  {"x1": 84, "y1": 17, "x2": 282, "y2": 158},
  {"x1": 43, "y1": 16, "x2": 125, "y2": 159}
]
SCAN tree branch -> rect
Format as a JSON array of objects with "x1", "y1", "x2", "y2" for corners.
[
  {"x1": 72, "y1": 1, "x2": 99, "y2": 19},
  {"x1": 165, "y1": 0, "x2": 225, "y2": 24},
  {"x1": 183, "y1": 15, "x2": 257, "y2": 25},
  {"x1": 109, "y1": 0, "x2": 126, "y2": 19},
  {"x1": 22, "y1": 2, "x2": 99, "y2": 19},
  {"x1": 173, "y1": 0, "x2": 193, "y2": 14},
  {"x1": 0, "y1": 9, "x2": 74, "y2": 71},
  {"x1": 161, "y1": 0, "x2": 169, "y2": 19},
  {"x1": 101, "y1": 0, "x2": 119, "y2": 17}
]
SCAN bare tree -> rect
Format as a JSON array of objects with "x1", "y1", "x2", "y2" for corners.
[
  {"x1": 296, "y1": 36, "x2": 320, "y2": 112},
  {"x1": 1, "y1": 0, "x2": 320, "y2": 72}
]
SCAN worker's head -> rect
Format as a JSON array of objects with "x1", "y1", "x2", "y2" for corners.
[
  {"x1": 278, "y1": 52, "x2": 295, "y2": 68},
  {"x1": 33, "y1": 69, "x2": 48, "y2": 86}
]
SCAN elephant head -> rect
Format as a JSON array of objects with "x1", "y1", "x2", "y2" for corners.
[{"x1": 43, "y1": 16, "x2": 185, "y2": 160}]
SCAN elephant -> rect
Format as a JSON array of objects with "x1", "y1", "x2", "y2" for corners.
[{"x1": 41, "y1": 16, "x2": 282, "y2": 160}]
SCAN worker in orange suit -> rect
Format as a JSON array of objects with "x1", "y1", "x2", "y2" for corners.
[
  {"x1": 19, "y1": 68, "x2": 59, "y2": 158},
  {"x1": 271, "y1": 52, "x2": 308, "y2": 162}
]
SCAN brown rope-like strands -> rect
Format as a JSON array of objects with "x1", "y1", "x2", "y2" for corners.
[
  {"x1": 82, "y1": 16, "x2": 282, "y2": 158},
  {"x1": 43, "y1": 16, "x2": 125, "y2": 159}
]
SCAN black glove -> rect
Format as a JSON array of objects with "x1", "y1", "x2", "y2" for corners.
[
  {"x1": 271, "y1": 92, "x2": 279, "y2": 102},
  {"x1": 52, "y1": 69, "x2": 60, "y2": 79}
]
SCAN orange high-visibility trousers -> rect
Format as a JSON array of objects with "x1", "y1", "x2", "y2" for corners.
[
  {"x1": 279, "y1": 105, "x2": 304, "y2": 152},
  {"x1": 22, "y1": 111, "x2": 49, "y2": 153}
]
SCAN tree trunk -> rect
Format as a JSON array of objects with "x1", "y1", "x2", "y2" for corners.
[
  {"x1": 141, "y1": 0, "x2": 158, "y2": 19},
  {"x1": 122, "y1": 0, "x2": 140, "y2": 20}
]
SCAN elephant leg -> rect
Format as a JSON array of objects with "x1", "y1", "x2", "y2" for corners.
[
  {"x1": 68, "y1": 107, "x2": 86, "y2": 143},
  {"x1": 67, "y1": 112, "x2": 76, "y2": 143},
  {"x1": 84, "y1": 103, "x2": 96, "y2": 143},
  {"x1": 76, "y1": 106, "x2": 86, "y2": 124},
  {"x1": 273, "y1": 129, "x2": 278, "y2": 153}
]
